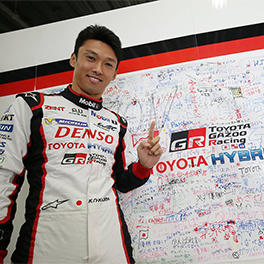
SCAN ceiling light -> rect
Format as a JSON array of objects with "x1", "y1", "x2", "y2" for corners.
[{"x1": 212, "y1": 0, "x2": 227, "y2": 9}]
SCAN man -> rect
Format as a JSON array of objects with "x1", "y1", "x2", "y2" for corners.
[{"x1": 0, "y1": 25, "x2": 162, "y2": 263}]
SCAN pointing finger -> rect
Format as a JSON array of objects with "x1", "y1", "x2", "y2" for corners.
[{"x1": 148, "y1": 121, "x2": 155, "y2": 141}]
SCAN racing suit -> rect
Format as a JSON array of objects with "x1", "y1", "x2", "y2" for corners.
[{"x1": 0, "y1": 85, "x2": 151, "y2": 264}]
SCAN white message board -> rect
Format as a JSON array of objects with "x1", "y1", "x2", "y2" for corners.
[{"x1": 101, "y1": 48, "x2": 264, "y2": 263}]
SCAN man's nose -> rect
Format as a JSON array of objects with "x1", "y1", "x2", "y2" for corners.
[{"x1": 92, "y1": 61, "x2": 103, "y2": 75}]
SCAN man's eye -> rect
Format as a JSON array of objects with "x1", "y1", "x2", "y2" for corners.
[
  {"x1": 87, "y1": 56, "x2": 95, "y2": 61},
  {"x1": 105, "y1": 63, "x2": 113, "y2": 68}
]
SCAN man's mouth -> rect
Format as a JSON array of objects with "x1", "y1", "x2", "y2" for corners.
[{"x1": 87, "y1": 75, "x2": 102, "y2": 83}]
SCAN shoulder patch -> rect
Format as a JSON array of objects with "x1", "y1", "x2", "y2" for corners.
[
  {"x1": 103, "y1": 107, "x2": 128, "y2": 129},
  {"x1": 16, "y1": 92, "x2": 42, "y2": 109}
]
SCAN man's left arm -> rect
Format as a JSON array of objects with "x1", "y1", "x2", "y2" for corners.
[{"x1": 113, "y1": 121, "x2": 162, "y2": 193}]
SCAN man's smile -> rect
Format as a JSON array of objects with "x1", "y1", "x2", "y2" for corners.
[{"x1": 87, "y1": 75, "x2": 103, "y2": 83}]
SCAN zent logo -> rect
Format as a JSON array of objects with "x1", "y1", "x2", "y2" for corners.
[
  {"x1": 0, "y1": 114, "x2": 14, "y2": 121},
  {"x1": 169, "y1": 128, "x2": 206, "y2": 152},
  {"x1": 44, "y1": 105, "x2": 65, "y2": 111}
]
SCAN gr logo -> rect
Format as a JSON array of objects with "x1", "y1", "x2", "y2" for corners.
[
  {"x1": 61, "y1": 153, "x2": 87, "y2": 165},
  {"x1": 169, "y1": 128, "x2": 206, "y2": 152}
]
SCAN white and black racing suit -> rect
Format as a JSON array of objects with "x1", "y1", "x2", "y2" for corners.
[{"x1": 0, "y1": 85, "x2": 151, "y2": 264}]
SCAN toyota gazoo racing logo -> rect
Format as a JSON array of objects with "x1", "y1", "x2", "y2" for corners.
[{"x1": 169, "y1": 128, "x2": 206, "y2": 152}]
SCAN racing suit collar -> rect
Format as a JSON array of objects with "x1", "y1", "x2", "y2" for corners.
[{"x1": 61, "y1": 84, "x2": 103, "y2": 110}]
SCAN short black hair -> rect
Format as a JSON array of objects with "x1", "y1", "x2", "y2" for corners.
[{"x1": 73, "y1": 24, "x2": 122, "y2": 67}]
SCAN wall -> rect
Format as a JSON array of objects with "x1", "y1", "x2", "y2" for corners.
[{"x1": 1, "y1": 0, "x2": 264, "y2": 263}]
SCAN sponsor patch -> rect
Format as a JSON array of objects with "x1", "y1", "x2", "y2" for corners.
[
  {"x1": 0, "y1": 134, "x2": 12, "y2": 141},
  {"x1": 44, "y1": 118, "x2": 88, "y2": 127},
  {"x1": 91, "y1": 110, "x2": 117, "y2": 125},
  {"x1": 87, "y1": 143, "x2": 114, "y2": 154},
  {"x1": 55, "y1": 127, "x2": 114, "y2": 144},
  {"x1": 169, "y1": 128, "x2": 206, "y2": 152},
  {"x1": 88, "y1": 197, "x2": 110, "y2": 203},
  {"x1": 69, "y1": 108, "x2": 87, "y2": 117},
  {"x1": 61, "y1": 153, "x2": 107, "y2": 165},
  {"x1": 44, "y1": 105, "x2": 65, "y2": 111},
  {"x1": 0, "y1": 124, "x2": 13, "y2": 133},
  {"x1": 0, "y1": 142, "x2": 6, "y2": 148},
  {"x1": 79, "y1": 98, "x2": 100, "y2": 109},
  {"x1": 0, "y1": 114, "x2": 14, "y2": 121},
  {"x1": 0, "y1": 156, "x2": 5, "y2": 164},
  {"x1": 94, "y1": 122, "x2": 117, "y2": 131},
  {"x1": 41, "y1": 199, "x2": 69, "y2": 210}
]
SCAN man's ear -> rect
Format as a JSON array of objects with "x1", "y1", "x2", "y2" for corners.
[
  {"x1": 112, "y1": 70, "x2": 118, "y2": 81},
  {"x1": 70, "y1": 53, "x2": 77, "y2": 68}
]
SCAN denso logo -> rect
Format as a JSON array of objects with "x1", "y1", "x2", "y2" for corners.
[
  {"x1": 44, "y1": 105, "x2": 65, "y2": 111},
  {"x1": 55, "y1": 126, "x2": 113, "y2": 144},
  {"x1": 169, "y1": 128, "x2": 206, "y2": 152},
  {"x1": 0, "y1": 124, "x2": 13, "y2": 133}
]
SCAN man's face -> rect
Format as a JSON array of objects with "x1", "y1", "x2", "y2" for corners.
[{"x1": 70, "y1": 39, "x2": 118, "y2": 99}]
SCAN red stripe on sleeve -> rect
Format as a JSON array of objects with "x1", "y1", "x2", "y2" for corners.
[{"x1": 132, "y1": 161, "x2": 151, "y2": 179}]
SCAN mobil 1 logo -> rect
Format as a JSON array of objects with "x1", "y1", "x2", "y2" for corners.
[{"x1": 169, "y1": 128, "x2": 206, "y2": 152}]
